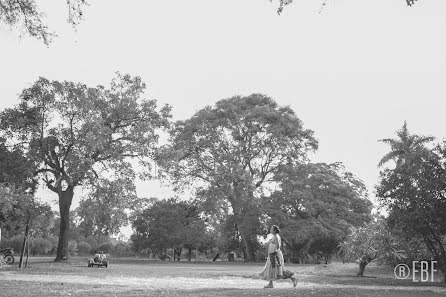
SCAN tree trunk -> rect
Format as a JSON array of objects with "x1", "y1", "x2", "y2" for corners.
[
  {"x1": 357, "y1": 255, "x2": 372, "y2": 276},
  {"x1": 55, "y1": 186, "x2": 74, "y2": 262},
  {"x1": 238, "y1": 225, "x2": 256, "y2": 262},
  {"x1": 357, "y1": 261, "x2": 367, "y2": 276},
  {"x1": 188, "y1": 248, "x2": 192, "y2": 262},
  {"x1": 19, "y1": 221, "x2": 30, "y2": 269},
  {"x1": 174, "y1": 247, "x2": 182, "y2": 262},
  {"x1": 231, "y1": 192, "x2": 258, "y2": 262},
  {"x1": 25, "y1": 234, "x2": 30, "y2": 268}
]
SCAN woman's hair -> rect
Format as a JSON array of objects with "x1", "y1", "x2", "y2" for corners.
[{"x1": 272, "y1": 225, "x2": 280, "y2": 234}]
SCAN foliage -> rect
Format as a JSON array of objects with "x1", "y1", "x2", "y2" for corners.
[
  {"x1": 131, "y1": 198, "x2": 208, "y2": 260},
  {"x1": 114, "y1": 241, "x2": 134, "y2": 257},
  {"x1": 76, "y1": 241, "x2": 91, "y2": 255},
  {"x1": 0, "y1": 0, "x2": 87, "y2": 45},
  {"x1": 30, "y1": 237, "x2": 53, "y2": 255},
  {"x1": 377, "y1": 122, "x2": 446, "y2": 282},
  {"x1": 265, "y1": 162, "x2": 372, "y2": 263},
  {"x1": 98, "y1": 241, "x2": 114, "y2": 254},
  {"x1": 339, "y1": 218, "x2": 402, "y2": 276},
  {"x1": 308, "y1": 234, "x2": 341, "y2": 264},
  {"x1": 378, "y1": 122, "x2": 434, "y2": 168},
  {"x1": 76, "y1": 178, "x2": 137, "y2": 242},
  {"x1": 67, "y1": 240, "x2": 77, "y2": 256},
  {"x1": 0, "y1": 234, "x2": 23, "y2": 251},
  {"x1": 0, "y1": 73, "x2": 171, "y2": 261},
  {"x1": 0, "y1": 138, "x2": 37, "y2": 192},
  {"x1": 0, "y1": 183, "x2": 53, "y2": 239},
  {"x1": 158, "y1": 94, "x2": 317, "y2": 261}
]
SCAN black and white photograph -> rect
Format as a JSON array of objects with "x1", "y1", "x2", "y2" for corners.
[{"x1": 0, "y1": 1, "x2": 445, "y2": 296}]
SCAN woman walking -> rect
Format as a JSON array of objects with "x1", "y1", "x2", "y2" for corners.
[{"x1": 259, "y1": 225, "x2": 298, "y2": 288}]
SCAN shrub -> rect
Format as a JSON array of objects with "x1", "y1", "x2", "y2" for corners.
[
  {"x1": 0, "y1": 235, "x2": 23, "y2": 253},
  {"x1": 97, "y1": 242, "x2": 114, "y2": 254},
  {"x1": 30, "y1": 238, "x2": 53, "y2": 255},
  {"x1": 68, "y1": 240, "x2": 78, "y2": 256},
  {"x1": 77, "y1": 241, "x2": 92, "y2": 256}
]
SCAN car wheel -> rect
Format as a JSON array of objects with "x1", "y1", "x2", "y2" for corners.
[{"x1": 4, "y1": 255, "x2": 14, "y2": 265}]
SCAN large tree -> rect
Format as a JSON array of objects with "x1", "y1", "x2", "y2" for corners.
[
  {"x1": 158, "y1": 94, "x2": 317, "y2": 261},
  {"x1": 0, "y1": 73, "x2": 171, "y2": 261},
  {"x1": 264, "y1": 162, "x2": 372, "y2": 262},
  {"x1": 377, "y1": 123, "x2": 446, "y2": 282},
  {"x1": 0, "y1": 0, "x2": 86, "y2": 45}
]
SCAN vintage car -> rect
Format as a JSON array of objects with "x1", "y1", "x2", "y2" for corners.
[{"x1": 87, "y1": 251, "x2": 108, "y2": 268}]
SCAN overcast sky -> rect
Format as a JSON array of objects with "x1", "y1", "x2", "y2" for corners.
[{"x1": 1, "y1": 0, "x2": 446, "y2": 211}]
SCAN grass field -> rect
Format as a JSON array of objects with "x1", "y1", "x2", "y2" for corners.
[{"x1": 0, "y1": 257, "x2": 445, "y2": 297}]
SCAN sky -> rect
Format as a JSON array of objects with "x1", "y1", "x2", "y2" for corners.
[{"x1": 1, "y1": 0, "x2": 446, "y2": 216}]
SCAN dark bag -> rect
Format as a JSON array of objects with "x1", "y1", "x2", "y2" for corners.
[
  {"x1": 281, "y1": 269, "x2": 294, "y2": 279},
  {"x1": 269, "y1": 252, "x2": 281, "y2": 268}
]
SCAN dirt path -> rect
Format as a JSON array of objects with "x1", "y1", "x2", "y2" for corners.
[{"x1": 1, "y1": 271, "x2": 446, "y2": 294}]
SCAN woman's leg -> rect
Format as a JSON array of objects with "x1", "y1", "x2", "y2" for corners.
[
  {"x1": 264, "y1": 280, "x2": 274, "y2": 288},
  {"x1": 290, "y1": 276, "x2": 298, "y2": 287}
]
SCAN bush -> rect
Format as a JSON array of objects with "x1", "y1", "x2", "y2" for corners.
[
  {"x1": 0, "y1": 235, "x2": 24, "y2": 253},
  {"x1": 77, "y1": 241, "x2": 92, "y2": 256},
  {"x1": 30, "y1": 238, "x2": 53, "y2": 256},
  {"x1": 85, "y1": 237, "x2": 99, "y2": 252},
  {"x1": 46, "y1": 235, "x2": 59, "y2": 255},
  {"x1": 68, "y1": 240, "x2": 78, "y2": 256},
  {"x1": 97, "y1": 242, "x2": 114, "y2": 254},
  {"x1": 114, "y1": 242, "x2": 135, "y2": 258}
]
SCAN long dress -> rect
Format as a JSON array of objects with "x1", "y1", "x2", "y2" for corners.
[{"x1": 259, "y1": 234, "x2": 285, "y2": 281}]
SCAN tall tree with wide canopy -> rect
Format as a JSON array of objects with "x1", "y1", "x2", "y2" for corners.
[
  {"x1": 158, "y1": 94, "x2": 318, "y2": 261},
  {"x1": 0, "y1": 73, "x2": 171, "y2": 261}
]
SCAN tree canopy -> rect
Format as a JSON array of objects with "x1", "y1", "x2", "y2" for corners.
[
  {"x1": 339, "y1": 218, "x2": 401, "y2": 276},
  {"x1": 377, "y1": 123, "x2": 446, "y2": 282},
  {"x1": 158, "y1": 94, "x2": 318, "y2": 261},
  {"x1": 0, "y1": 73, "x2": 171, "y2": 261},
  {"x1": 0, "y1": 137, "x2": 37, "y2": 192},
  {"x1": 131, "y1": 198, "x2": 207, "y2": 260},
  {"x1": 76, "y1": 178, "x2": 137, "y2": 243},
  {"x1": 264, "y1": 162, "x2": 372, "y2": 262}
]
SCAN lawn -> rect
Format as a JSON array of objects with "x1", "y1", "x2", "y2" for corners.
[{"x1": 0, "y1": 257, "x2": 445, "y2": 297}]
